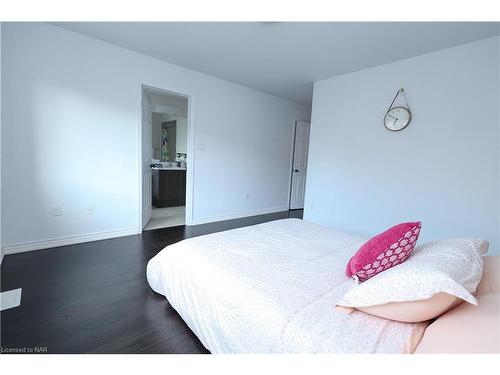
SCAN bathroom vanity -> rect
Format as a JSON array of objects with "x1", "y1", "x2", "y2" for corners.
[{"x1": 152, "y1": 167, "x2": 186, "y2": 207}]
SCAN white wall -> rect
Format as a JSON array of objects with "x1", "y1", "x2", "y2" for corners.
[
  {"x1": 0, "y1": 22, "x2": 3, "y2": 262},
  {"x1": 1, "y1": 23, "x2": 310, "y2": 251},
  {"x1": 305, "y1": 36, "x2": 500, "y2": 254}
]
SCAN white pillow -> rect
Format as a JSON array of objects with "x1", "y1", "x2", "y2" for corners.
[{"x1": 337, "y1": 238, "x2": 489, "y2": 310}]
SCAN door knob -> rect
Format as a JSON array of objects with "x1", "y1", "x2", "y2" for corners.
[{"x1": 294, "y1": 169, "x2": 299, "y2": 172}]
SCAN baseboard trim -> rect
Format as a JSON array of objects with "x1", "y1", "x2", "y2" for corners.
[
  {"x1": 2, "y1": 227, "x2": 140, "y2": 255},
  {"x1": 2, "y1": 207, "x2": 292, "y2": 255},
  {"x1": 191, "y1": 206, "x2": 290, "y2": 226}
]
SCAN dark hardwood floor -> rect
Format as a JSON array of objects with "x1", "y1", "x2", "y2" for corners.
[{"x1": 0, "y1": 209, "x2": 303, "y2": 354}]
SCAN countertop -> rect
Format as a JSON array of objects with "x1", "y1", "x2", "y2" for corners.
[{"x1": 151, "y1": 167, "x2": 187, "y2": 171}]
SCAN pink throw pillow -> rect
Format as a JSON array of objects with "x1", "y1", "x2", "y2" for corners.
[{"x1": 346, "y1": 222, "x2": 422, "y2": 282}]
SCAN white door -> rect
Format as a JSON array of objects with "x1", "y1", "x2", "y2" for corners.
[
  {"x1": 290, "y1": 121, "x2": 310, "y2": 209},
  {"x1": 142, "y1": 91, "x2": 153, "y2": 229}
]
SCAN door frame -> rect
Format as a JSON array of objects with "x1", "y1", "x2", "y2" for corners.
[
  {"x1": 288, "y1": 119, "x2": 311, "y2": 210},
  {"x1": 138, "y1": 84, "x2": 195, "y2": 231}
]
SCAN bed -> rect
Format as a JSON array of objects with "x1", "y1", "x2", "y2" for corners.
[{"x1": 147, "y1": 218, "x2": 430, "y2": 353}]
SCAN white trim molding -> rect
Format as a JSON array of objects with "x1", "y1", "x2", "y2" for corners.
[
  {"x1": 191, "y1": 206, "x2": 290, "y2": 226},
  {"x1": 2, "y1": 227, "x2": 140, "y2": 255}
]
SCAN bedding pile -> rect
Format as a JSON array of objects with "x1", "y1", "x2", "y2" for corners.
[{"x1": 147, "y1": 218, "x2": 427, "y2": 353}]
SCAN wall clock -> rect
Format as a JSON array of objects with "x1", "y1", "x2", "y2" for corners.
[{"x1": 384, "y1": 88, "x2": 412, "y2": 131}]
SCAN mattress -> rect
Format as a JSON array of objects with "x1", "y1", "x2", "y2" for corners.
[{"x1": 147, "y1": 218, "x2": 427, "y2": 353}]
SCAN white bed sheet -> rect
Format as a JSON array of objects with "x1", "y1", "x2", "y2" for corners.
[{"x1": 147, "y1": 218, "x2": 426, "y2": 353}]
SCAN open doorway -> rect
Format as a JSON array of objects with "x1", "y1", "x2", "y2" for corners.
[{"x1": 141, "y1": 86, "x2": 191, "y2": 231}]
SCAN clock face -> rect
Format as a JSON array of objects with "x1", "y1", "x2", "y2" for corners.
[{"x1": 384, "y1": 106, "x2": 411, "y2": 131}]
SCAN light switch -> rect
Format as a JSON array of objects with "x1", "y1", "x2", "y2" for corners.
[{"x1": 51, "y1": 205, "x2": 62, "y2": 216}]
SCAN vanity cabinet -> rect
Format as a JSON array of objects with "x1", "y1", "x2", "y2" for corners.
[{"x1": 152, "y1": 169, "x2": 186, "y2": 207}]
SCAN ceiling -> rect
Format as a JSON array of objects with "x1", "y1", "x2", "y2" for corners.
[{"x1": 54, "y1": 22, "x2": 500, "y2": 105}]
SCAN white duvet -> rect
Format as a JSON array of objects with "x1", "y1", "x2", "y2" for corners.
[{"x1": 147, "y1": 218, "x2": 426, "y2": 353}]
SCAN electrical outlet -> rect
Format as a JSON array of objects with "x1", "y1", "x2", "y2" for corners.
[
  {"x1": 196, "y1": 142, "x2": 206, "y2": 151},
  {"x1": 86, "y1": 204, "x2": 95, "y2": 215},
  {"x1": 51, "y1": 205, "x2": 62, "y2": 216},
  {"x1": 244, "y1": 192, "x2": 250, "y2": 200},
  {"x1": 310, "y1": 202, "x2": 315, "y2": 210}
]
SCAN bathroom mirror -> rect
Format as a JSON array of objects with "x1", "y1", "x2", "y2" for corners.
[{"x1": 152, "y1": 114, "x2": 188, "y2": 162}]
